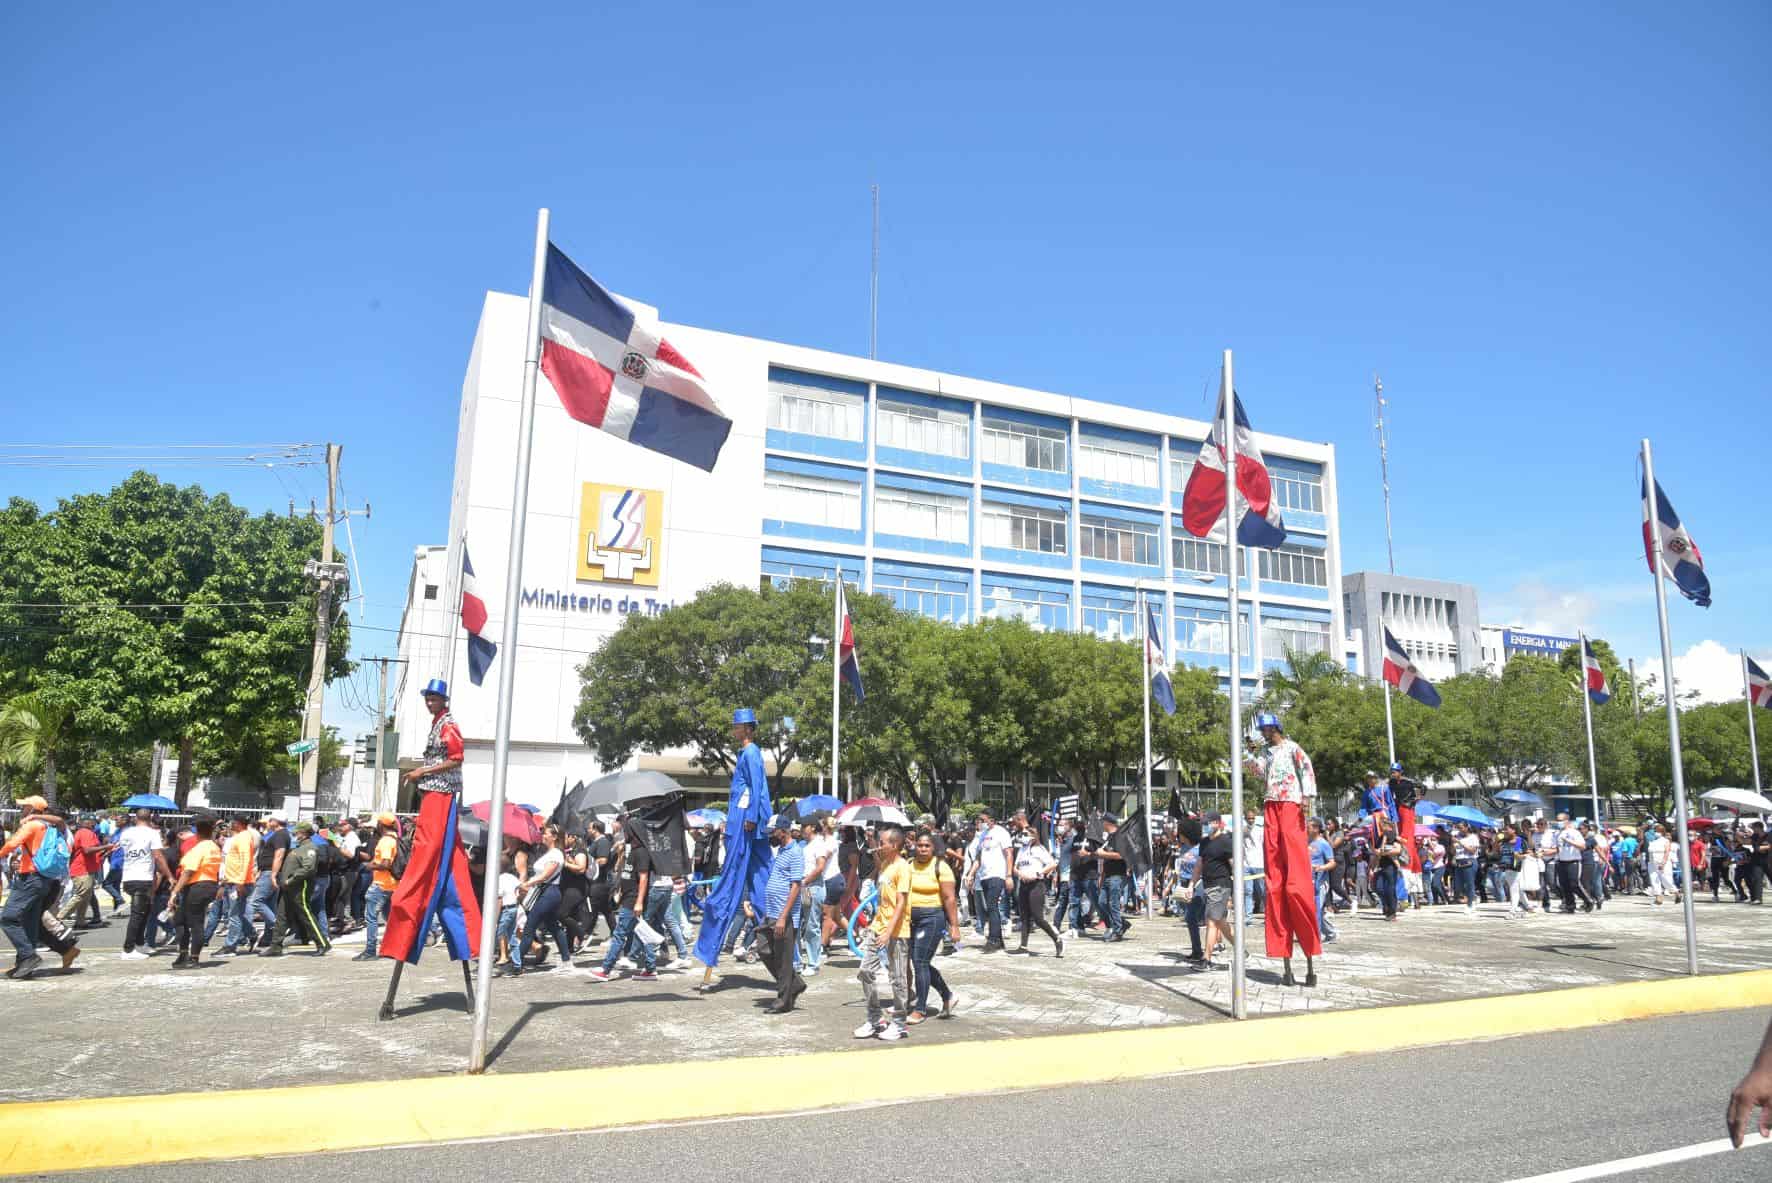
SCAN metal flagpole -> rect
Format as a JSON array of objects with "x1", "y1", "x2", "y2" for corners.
[
  {"x1": 1382, "y1": 683, "x2": 1396, "y2": 769},
  {"x1": 468, "y1": 208, "x2": 551, "y2": 1072},
  {"x1": 1745, "y1": 650, "x2": 1763, "y2": 796},
  {"x1": 440, "y1": 527, "x2": 466, "y2": 688},
  {"x1": 1580, "y1": 630, "x2": 1601, "y2": 827},
  {"x1": 832, "y1": 579, "x2": 844, "y2": 804},
  {"x1": 1223, "y1": 350, "x2": 1248, "y2": 1021},
  {"x1": 1641, "y1": 438, "x2": 1699, "y2": 976},
  {"x1": 1140, "y1": 588, "x2": 1156, "y2": 917}
]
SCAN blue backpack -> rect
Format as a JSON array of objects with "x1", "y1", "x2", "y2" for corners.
[{"x1": 32, "y1": 824, "x2": 70, "y2": 880}]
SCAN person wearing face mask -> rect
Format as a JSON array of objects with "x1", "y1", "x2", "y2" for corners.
[
  {"x1": 1190, "y1": 811, "x2": 1237, "y2": 970},
  {"x1": 755, "y1": 814, "x2": 807, "y2": 1015},
  {"x1": 904, "y1": 830, "x2": 961, "y2": 1024}
]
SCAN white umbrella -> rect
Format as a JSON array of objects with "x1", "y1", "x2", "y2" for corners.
[{"x1": 1698, "y1": 786, "x2": 1772, "y2": 814}]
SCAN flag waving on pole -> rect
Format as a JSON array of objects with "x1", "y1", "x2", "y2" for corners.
[
  {"x1": 460, "y1": 546, "x2": 498, "y2": 687},
  {"x1": 537, "y1": 244, "x2": 733, "y2": 472},
  {"x1": 1641, "y1": 476, "x2": 1711, "y2": 608},
  {"x1": 1382, "y1": 627, "x2": 1442, "y2": 708},
  {"x1": 1748, "y1": 655, "x2": 1772, "y2": 709},
  {"x1": 1181, "y1": 389, "x2": 1287, "y2": 548},
  {"x1": 1145, "y1": 596, "x2": 1176, "y2": 715},
  {"x1": 1581, "y1": 637, "x2": 1610, "y2": 705},
  {"x1": 836, "y1": 579, "x2": 864, "y2": 701}
]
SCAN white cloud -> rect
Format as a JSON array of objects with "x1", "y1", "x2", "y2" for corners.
[
  {"x1": 1485, "y1": 578, "x2": 1651, "y2": 637},
  {"x1": 1631, "y1": 639, "x2": 1762, "y2": 705}
]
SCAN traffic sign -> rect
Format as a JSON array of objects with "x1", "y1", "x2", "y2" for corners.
[{"x1": 286, "y1": 738, "x2": 318, "y2": 757}]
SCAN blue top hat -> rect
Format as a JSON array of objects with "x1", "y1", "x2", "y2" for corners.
[
  {"x1": 1390, "y1": 761, "x2": 1404, "y2": 773},
  {"x1": 732, "y1": 707, "x2": 756, "y2": 725},
  {"x1": 1254, "y1": 711, "x2": 1281, "y2": 731},
  {"x1": 421, "y1": 678, "x2": 450, "y2": 699}
]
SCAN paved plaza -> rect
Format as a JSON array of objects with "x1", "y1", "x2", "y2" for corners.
[{"x1": 8, "y1": 894, "x2": 1767, "y2": 1103}]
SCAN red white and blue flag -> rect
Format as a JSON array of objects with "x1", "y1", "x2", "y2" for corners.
[
  {"x1": 1581, "y1": 636, "x2": 1610, "y2": 705},
  {"x1": 837, "y1": 580, "x2": 864, "y2": 701},
  {"x1": 1181, "y1": 389, "x2": 1287, "y2": 549},
  {"x1": 1641, "y1": 476, "x2": 1710, "y2": 608},
  {"x1": 1382, "y1": 627, "x2": 1442, "y2": 708},
  {"x1": 1145, "y1": 596, "x2": 1176, "y2": 716},
  {"x1": 460, "y1": 546, "x2": 497, "y2": 687},
  {"x1": 1748, "y1": 655, "x2": 1772, "y2": 710},
  {"x1": 538, "y1": 244, "x2": 732, "y2": 472}
]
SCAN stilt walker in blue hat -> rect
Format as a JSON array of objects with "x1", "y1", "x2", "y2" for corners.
[
  {"x1": 376, "y1": 678, "x2": 482, "y2": 1020},
  {"x1": 693, "y1": 708, "x2": 776, "y2": 991}
]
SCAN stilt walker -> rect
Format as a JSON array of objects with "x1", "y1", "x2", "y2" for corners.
[
  {"x1": 1244, "y1": 711, "x2": 1322, "y2": 986},
  {"x1": 377, "y1": 678, "x2": 482, "y2": 1020},
  {"x1": 692, "y1": 707, "x2": 776, "y2": 992}
]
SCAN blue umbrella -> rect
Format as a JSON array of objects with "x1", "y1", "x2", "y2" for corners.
[
  {"x1": 686, "y1": 809, "x2": 724, "y2": 829},
  {"x1": 1494, "y1": 789, "x2": 1544, "y2": 807},
  {"x1": 1436, "y1": 804, "x2": 1497, "y2": 828},
  {"x1": 121, "y1": 793, "x2": 178, "y2": 811},
  {"x1": 797, "y1": 794, "x2": 843, "y2": 817},
  {"x1": 1415, "y1": 800, "x2": 1442, "y2": 818}
]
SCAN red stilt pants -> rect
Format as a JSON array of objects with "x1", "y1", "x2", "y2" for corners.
[
  {"x1": 1263, "y1": 800, "x2": 1322, "y2": 959},
  {"x1": 1397, "y1": 805, "x2": 1417, "y2": 871}
]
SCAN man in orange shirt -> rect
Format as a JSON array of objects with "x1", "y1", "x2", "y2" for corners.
[
  {"x1": 215, "y1": 818, "x2": 261, "y2": 955},
  {"x1": 0, "y1": 796, "x2": 79, "y2": 980},
  {"x1": 356, "y1": 814, "x2": 401, "y2": 962}
]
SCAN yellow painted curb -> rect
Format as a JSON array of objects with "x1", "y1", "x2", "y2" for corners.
[{"x1": 6, "y1": 969, "x2": 1770, "y2": 1176}]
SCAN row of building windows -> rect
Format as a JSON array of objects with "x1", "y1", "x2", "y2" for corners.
[
  {"x1": 763, "y1": 472, "x2": 1330, "y2": 587},
  {"x1": 1379, "y1": 591, "x2": 1460, "y2": 633},
  {"x1": 767, "y1": 375, "x2": 1324, "y2": 505}
]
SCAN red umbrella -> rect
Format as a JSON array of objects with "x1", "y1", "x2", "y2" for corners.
[{"x1": 471, "y1": 800, "x2": 542, "y2": 845}]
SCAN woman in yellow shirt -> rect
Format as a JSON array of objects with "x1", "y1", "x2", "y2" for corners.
[
  {"x1": 905, "y1": 831, "x2": 962, "y2": 1024},
  {"x1": 166, "y1": 818, "x2": 224, "y2": 969}
]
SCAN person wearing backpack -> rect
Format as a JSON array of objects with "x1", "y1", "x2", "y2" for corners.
[{"x1": 0, "y1": 796, "x2": 80, "y2": 980}]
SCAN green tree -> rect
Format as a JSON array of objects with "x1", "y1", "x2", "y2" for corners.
[
  {"x1": 0, "y1": 691, "x2": 76, "y2": 807},
  {"x1": 0, "y1": 474, "x2": 351, "y2": 806},
  {"x1": 1437, "y1": 657, "x2": 1578, "y2": 805}
]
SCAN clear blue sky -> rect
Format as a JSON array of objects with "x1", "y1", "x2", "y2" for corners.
[{"x1": 3, "y1": 3, "x2": 1767, "y2": 729}]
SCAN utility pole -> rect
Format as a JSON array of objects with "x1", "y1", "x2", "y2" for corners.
[
  {"x1": 364, "y1": 657, "x2": 405, "y2": 813},
  {"x1": 298, "y1": 443, "x2": 345, "y2": 814}
]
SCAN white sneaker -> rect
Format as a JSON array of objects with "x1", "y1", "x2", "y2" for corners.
[
  {"x1": 615, "y1": 957, "x2": 637, "y2": 971},
  {"x1": 853, "y1": 1020, "x2": 882, "y2": 1039},
  {"x1": 120, "y1": 950, "x2": 149, "y2": 961},
  {"x1": 876, "y1": 1024, "x2": 906, "y2": 1042}
]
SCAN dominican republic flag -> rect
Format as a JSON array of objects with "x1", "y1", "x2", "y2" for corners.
[
  {"x1": 1748, "y1": 655, "x2": 1772, "y2": 709},
  {"x1": 1581, "y1": 637, "x2": 1610, "y2": 705},
  {"x1": 837, "y1": 580, "x2": 864, "y2": 701},
  {"x1": 1145, "y1": 596, "x2": 1176, "y2": 715},
  {"x1": 537, "y1": 244, "x2": 732, "y2": 472},
  {"x1": 1382, "y1": 627, "x2": 1442, "y2": 708},
  {"x1": 460, "y1": 547, "x2": 497, "y2": 687},
  {"x1": 1181, "y1": 388, "x2": 1287, "y2": 549},
  {"x1": 1641, "y1": 476, "x2": 1710, "y2": 608}
]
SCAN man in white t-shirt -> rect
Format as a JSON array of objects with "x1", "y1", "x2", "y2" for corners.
[
  {"x1": 964, "y1": 809, "x2": 1012, "y2": 952},
  {"x1": 117, "y1": 810, "x2": 172, "y2": 959},
  {"x1": 1645, "y1": 825, "x2": 1676, "y2": 903}
]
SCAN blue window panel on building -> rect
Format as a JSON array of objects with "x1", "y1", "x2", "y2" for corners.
[
  {"x1": 1081, "y1": 584, "x2": 1140, "y2": 643},
  {"x1": 1169, "y1": 438, "x2": 1204, "y2": 510},
  {"x1": 1172, "y1": 596, "x2": 1253, "y2": 673},
  {"x1": 980, "y1": 491, "x2": 1070, "y2": 570},
  {"x1": 1254, "y1": 534, "x2": 1329, "y2": 599},
  {"x1": 763, "y1": 456, "x2": 866, "y2": 546},
  {"x1": 872, "y1": 471, "x2": 971, "y2": 558},
  {"x1": 1078, "y1": 502, "x2": 1162, "y2": 577},
  {"x1": 1258, "y1": 604, "x2": 1334, "y2": 670},
  {"x1": 872, "y1": 561, "x2": 971, "y2": 624},
  {"x1": 875, "y1": 387, "x2": 972, "y2": 477},
  {"x1": 979, "y1": 405, "x2": 1070, "y2": 491},
  {"x1": 766, "y1": 366, "x2": 867, "y2": 462},
  {"x1": 760, "y1": 547, "x2": 863, "y2": 591},
  {"x1": 1077, "y1": 424, "x2": 1161, "y2": 505},
  {"x1": 981, "y1": 572, "x2": 1071, "y2": 633}
]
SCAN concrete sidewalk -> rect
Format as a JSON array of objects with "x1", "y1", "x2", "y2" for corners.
[{"x1": 5, "y1": 894, "x2": 1766, "y2": 1103}]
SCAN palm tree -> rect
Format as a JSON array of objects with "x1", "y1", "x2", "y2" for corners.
[
  {"x1": 0, "y1": 693, "x2": 75, "y2": 808},
  {"x1": 1262, "y1": 646, "x2": 1347, "y2": 716}
]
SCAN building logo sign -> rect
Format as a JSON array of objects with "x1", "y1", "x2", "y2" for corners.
[
  {"x1": 1501, "y1": 629, "x2": 1576, "y2": 658},
  {"x1": 577, "y1": 483, "x2": 662, "y2": 587}
]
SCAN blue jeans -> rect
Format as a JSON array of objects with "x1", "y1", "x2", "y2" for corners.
[
  {"x1": 309, "y1": 875, "x2": 331, "y2": 932},
  {"x1": 623, "y1": 885, "x2": 671, "y2": 961},
  {"x1": 1, "y1": 871, "x2": 54, "y2": 963},
  {"x1": 1068, "y1": 879, "x2": 1099, "y2": 932},
  {"x1": 352, "y1": 866, "x2": 371, "y2": 922},
  {"x1": 1316, "y1": 876, "x2": 1337, "y2": 940},
  {"x1": 798, "y1": 882, "x2": 825, "y2": 971},
  {"x1": 1103, "y1": 874, "x2": 1129, "y2": 938},
  {"x1": 664, "y1": 892, "x2": 691, "y2": 959},
  {"x1": 495, "y1": 904, "x2": 519, "y2": 960},
  {"x1": 1185, "y1": 891, "x2": 1205, "y2": 955},
  {"x1": 908, "y1": 906, "x2": 951, "y2": 1014},
  {"x1": 602, "y1": 903, "x2": 655, "y2": 972},
  {"x1": 202, "y1": 883, "x2": 231, "y2": 944},
  {"x1": 249, "y1": 870, "x2": 279, "y2": 937},
  {"x1": 1244, "y1": 875, "x2": 1267, "y2": 918},
  {"x1": 514, "y1": 883, "x2": 569, "y2": 967},
  {"x1": 1485, "y1": 865, "x2": 1506, "y2": 903},
  {"x1": 1453, "y1": 862, "x2": 1477, "y2": 904},
  {"x1": 225, "y1": 882, "x2": 258, "y2": 947},
  {"x1": 363, "y1": 885, "x2": 391, "y2": 956},
  {"x1": 979, "y1": 877, "x2": 1006, "y2": 945}
]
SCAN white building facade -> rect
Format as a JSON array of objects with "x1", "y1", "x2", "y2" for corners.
[{"x1": 392, "y1": 290, "x2": 1346, "y2": 811}]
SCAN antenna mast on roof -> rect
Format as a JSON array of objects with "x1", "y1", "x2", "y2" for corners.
[
  {"x1": 1375, "y1": 374, "x2": 1396, "y2": 575},
  {"x1": 870, "y1": 184, "x2": 880, "y2": 360}
]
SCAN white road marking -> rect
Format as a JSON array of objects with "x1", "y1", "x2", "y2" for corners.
[{"x1": 1501, "y1": 1135, "x2": 1770, "y2": 1182}]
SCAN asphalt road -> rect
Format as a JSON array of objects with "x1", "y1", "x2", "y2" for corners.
[{"x1": 44, "y1": 1008, "x2": 1771, "y2": 1183}]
